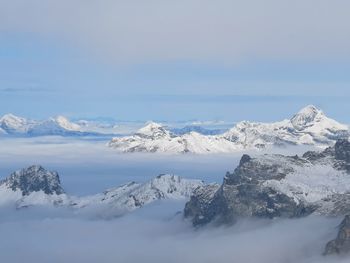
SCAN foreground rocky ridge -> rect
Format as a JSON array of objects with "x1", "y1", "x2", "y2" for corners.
[
  {"x1": 324, "y1": 215, "x2": 350, "y2": 255},
  {"x1": 185, "y1": 139, "x2": 350, "y2": 226},
  {"x1": 0, "y1": 165, "x2": 203, "y2": 215},
  {"x1": 109, "y1": 105, "x2": 349, "y2": 154}
]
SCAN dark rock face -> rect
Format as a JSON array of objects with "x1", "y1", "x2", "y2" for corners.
[
  {"x1": 335, "y1": 140, "x2": 350, "y2": 162},
  {"x1": 185, "y1": 154, "x2": 314, "y2": 226},
  {"x1": 334, "y1": 140, "x2": 350, "y2": 171},
  {"x1": 324, "y1": 215, "x2": 350, "y2": 255},
  {"x1": 185, "y1": 139, "x2": 350, "y2": 227},
  {"x1": 0, "y1": 165, "x2": 64, "y2": 196},
  {"x1": 184, "y1": 184, "x2": 221, "y2": 226}
]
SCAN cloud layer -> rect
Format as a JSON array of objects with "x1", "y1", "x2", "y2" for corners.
[
  {"x1": 1, "y1": 0, "x2": 350, "y2": 64},
  {"x1": 0, "y1": 201, "x2": 347, "y2": 263}
]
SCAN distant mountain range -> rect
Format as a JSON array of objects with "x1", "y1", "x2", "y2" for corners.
[
  {"x1": 0, "y1": 165, "x2": 203, "y2": 217},
  {"x1": 0, "y1": 114, "x2": 230, "y2": 138},
  {"x1": 0, "y1": 114, "x2": 117, "y2": 137},
  {"x1": 108, "y1": 105, "x2": 350, "y2": 154},
  {"x1": 2, "y1": 106, "x2": 349, "y2": 154}
]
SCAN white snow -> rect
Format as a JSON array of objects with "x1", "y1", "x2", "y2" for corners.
[
  {"x1": 75, "y1": 174, "x2": 204, "y2": 214},
  {"x1": 109, "y1": 105, "x2": 350, "y2": 154},
  {"x1": 0, "y1": 171, "x2": 203, "y2": 216},
  {"x1": 0, "y1": 184, "x2": 69, "y2": 208},
  {"x1": 55, "y1": 116, "x2": 81, "y2": 131},
  {"x1": 0, "y1": 114, "x2": 86, "y2": 136},
  {"x1": 0, "y1": 113, "x2": 32, "y2": 134},
  {"x1": 264, "y1": 164, "x2": 350, "y2": 205}
]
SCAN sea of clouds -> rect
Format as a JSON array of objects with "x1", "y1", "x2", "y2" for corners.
[
  {"x1": 0, "y1": 200, "x2": 347, "y2": 263},
  {"x1": 0, "y1": 137, "x2": 343, "y2": 263}
]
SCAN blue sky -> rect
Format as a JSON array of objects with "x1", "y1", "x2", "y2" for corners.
[{"x1": 0, "y1": 0, "x2": 350, "y2": 122}]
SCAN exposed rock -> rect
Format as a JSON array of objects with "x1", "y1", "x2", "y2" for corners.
[
  {"x1": 0, "y1": 165, "x2": 64, "y2": 196},
  {"x1": 324, "y1": 215, "x2": 350, "y2": 255},
  {"x1": 185, "y1": 139, "x2": 350, "y2": 226},
  {"x1": 184, "y1": 183, "x2": 221, "y2": 226}
]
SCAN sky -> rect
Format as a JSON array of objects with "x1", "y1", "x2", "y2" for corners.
[{"x1": 0, "y1": 0, "x2": 350, "y2": 122}]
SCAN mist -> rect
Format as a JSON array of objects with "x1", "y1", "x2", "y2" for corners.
[
  {"x1": 0, "y1": 137, "x2": 316, "y2": 195},
  {"x1": 0, "y1": 137, "x2": 341, "y2": 262},
  {"x1": 0, "y1": 200, "x2": 346, "y2": 263}
]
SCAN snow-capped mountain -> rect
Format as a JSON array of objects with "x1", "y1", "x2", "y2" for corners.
[
  {"x1": 0, "y1": 165, "x2": 203, "y2": 216},
  {"x1": 74, "y1": 174, "x2": 203, "y2": 216},
  {"x1": 27, "y1": 116, "x2": 83, "y2": 136},
  {"x1": 0, "y1": 165, "x2": 68, "y2": 207},
  {"x1": 108, "y1": 105, "x2": 350, "y2": 154},
  {"x1": 185, "y1": 139, "x2": 350, "y2": 226},
  {"x1": 108, "y1": 121, "x2": 237, "y2": 153},
  {"x1": 0, "y1": 114, "x2": 111, "y2": 137},
  {"x1": 0, "y1": 114, "x2": 33, "y2": 134}
]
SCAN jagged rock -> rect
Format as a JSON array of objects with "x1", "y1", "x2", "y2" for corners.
[
  {"x1": 335, "y1": 139, "x2": 350, "y2": 161},
  {"x1": 184, "y1": 183, "x2": 221, "y2": 226},
  {"x1": 324, "y1": 215, "x2": 350, "y2": 255},
  {"x1": 185, "y1": 139, "x2": 350, "y2": 226},
  {"x1": 0, "y1": 165, "x2": 64, "y2": 196}
]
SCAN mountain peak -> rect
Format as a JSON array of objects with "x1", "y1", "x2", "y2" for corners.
[
  {"x1": 291, "y1": 105, "x2": 324, "y2": 130},
  {"x1": 54, "y1": 116, "x2": 81, "y2": 131},
  {"x1": 0, "y1": 165, "x2": 64, "y2": 196},
  {"x1": 0, "y1": 113, "x2": 25, "y2": 121},
  {"x1": 136, "y1": 121, "x2": 171, "y2": 138},
  {"x1": 0, "y1": 113, "x2": 28, "y2": 133}
]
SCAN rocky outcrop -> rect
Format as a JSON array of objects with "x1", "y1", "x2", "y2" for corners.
[
  {"x1": 324, "y1": 215, "x2": 350, "y2": 255},
  {"x1": 184, "y1": 183, "x2": 221, "y2": 225},
  {"x1": 0, "y1": 165, "x2": 64, "y2": 196},
  {"x1": 185, "y1": 139, "x2": 350, "y2": 226}
]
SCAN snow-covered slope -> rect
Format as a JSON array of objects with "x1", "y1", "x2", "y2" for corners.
[
  {"x1": 27, "y1": 116, "x2": 83, "y2": 136},
  {"x1": 0, "y1": 114, "x2": 109, "y2": 137},
  {"x1": 0, "y1": 114, "x2": 32, "y2": 134},
  {"x1": 0, "y1": 165, "x2": 68, "y2": 207},
  {"x1": 109, "y1": 105, "x2": 350, "y2": 154},
  {"x1": 185, "y1": 139, "x2": 350, "y2": 226},
  {"x1": 74, "y1": 174, "x2": 204, "y2": 216},
  {"x1": 0, "y1": 165, "x2": 203, "y2": 216}
]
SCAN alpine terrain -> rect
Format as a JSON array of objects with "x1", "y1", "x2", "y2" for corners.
[
  {"x1": 0, "y1": 165, "x2": 203, "y2": 217},
  {"x1": 109, "y1": 105, "x2": 349, "y2": 154}
]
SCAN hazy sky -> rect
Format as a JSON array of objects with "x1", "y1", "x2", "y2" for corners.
[{"x1": 0, "y1": 0, "x2": 350, "y2": 122}]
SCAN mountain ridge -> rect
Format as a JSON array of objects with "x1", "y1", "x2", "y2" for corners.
[
  {"x1": 184, "y1": 139, "x2": 350, "y2": 226},
  {"x1": 0, "y1": 166, "x2": 203, "y2": 216},
  {"x1": 109, "y1": 105, "x2": 350, "y2": 154}
]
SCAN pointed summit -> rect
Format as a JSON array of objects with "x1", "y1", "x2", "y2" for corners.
[
  {"x1": 136, "y1": 121, "x2": 171, "y2": 138},
  {"x1": 291, "y1": 105, "x2": 324, "y2": 130}
]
